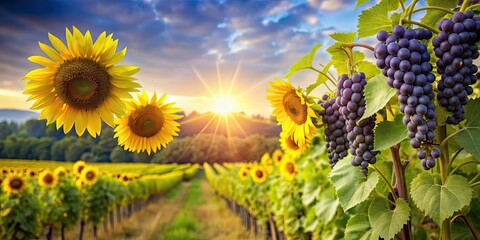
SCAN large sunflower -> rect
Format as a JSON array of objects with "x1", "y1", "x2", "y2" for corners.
[
  {"x1": 114, "y1": 91, "x2": 182, "y2": 154},
  {"x1": 38, "y1": 170, "x2": 58, "y2": 187},
  {"x1": 266, "y1": 78, "x2": 317, "y2": 145},
  {"x1": 22, "y1": 26, "x2": 141, "y2": 137},
  {"x1": 81, "y1": 166, "x2": 99, "y2": 185},
  {"x1": 2, "y1": 175, "x2": 27, "y2": 194},
  {"x1": 280, "y1": 157, "x2": 298, "y2": 181},
  {"x1": 73, "y1": 160, "x2": 86, "y2": 176},
  {"x1": 250, "y1": 165, "x2": 267, "y2": 183},
  {"x1": 279, "y1": 131, "x2": 310, "y2": 160}
]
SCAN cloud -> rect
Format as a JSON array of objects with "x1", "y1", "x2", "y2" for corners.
[{"x1": 0, "y1": 0, "x2": 361, "y2": 115}]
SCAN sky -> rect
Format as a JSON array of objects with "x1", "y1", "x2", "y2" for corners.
[{"x1": 0, "y1": 0, "x2": 366, "y2": 116}]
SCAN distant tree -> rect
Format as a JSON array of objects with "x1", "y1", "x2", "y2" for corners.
[
  {"x1": 32, "y1": 137, "x2": 54, "y2": 160},
  {"x1": 80, "y1": 152, "x2": 95, "y2": 162},
  {"x1": 22, "y1": 119, "x2": 47, "y2": 138},
  {"x1": 92, "y1": 127, "x2": 116, "y2": 162},
  {"x1": 132, "y1": 151, "x2": 154, "y2": 163},
  {"x1": 110, "y1": 147, "x2": 133, "y2": 162},
  {"x1": 65, "y1": 140, "x2": 91, "y2": 162},
  {"x1": 50, "y1": 137, "x2": 76, "y2": 161},
  {"x1": 45, "y1": 124, "x2": 66, "y2": 140}
]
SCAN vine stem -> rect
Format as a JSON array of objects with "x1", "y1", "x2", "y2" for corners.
[
  {"x1": 401, "y1": 19, "x2": 439, "y2": 34},
  {"x1": 470, "y1": 172, "x2": 480, "y2": 184},
  {"x1": 390, "y1": 144, "x2": 412, "y2": 240},
  {"x1": 471, "y1": 181, "x2": 480, "y2": 188},
  {"x1": 450, "y1": 214, "x2": 480, "y2": 239},
  {"x1": 342, "y1": 43, "x2": 374, "y2": 52},
  {"x1": 307, "y1": 67, "x2": 337, "y2": 87},
  {"x1": 406, "y1": 0, "x2": 420, "y2": 20},
  {"x1": 461, "y1": 0, "x2": 471, "y2": 12},
  {"x1": 467, "y1": 3, "x2": 480, "y2": 11},
  {"x1": 447, "y1": 147, "x2": 464, "y2": 170},
  {"x1": 412, "y1": 6, "x2": 455, "y2": 15},
  {"x1": 449, "y1": 160, "x2": 480, "y2": 176},
  {"x1": 438, "y1": 125, "x2": 451, "y2": 240},
  {"x1": 371, "y1": 165, "x2": 398, "y2": 200}
]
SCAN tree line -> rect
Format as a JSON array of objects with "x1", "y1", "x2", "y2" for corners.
[{"x1": 0, "y1": 119, "x2": 279, "y2": 163}]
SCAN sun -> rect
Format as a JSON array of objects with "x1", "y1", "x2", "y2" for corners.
[{"x1": 211, "y1": 96, "x2": 236, "y2": 114}]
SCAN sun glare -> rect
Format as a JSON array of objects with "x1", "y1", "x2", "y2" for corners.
[{"x1": 212, "y1": 96, "x2": 236, "y2": 114}]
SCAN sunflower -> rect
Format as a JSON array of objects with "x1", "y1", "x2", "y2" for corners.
[
  {"x1": 81, "y1": 166, "x2": 99, "y2": 185},
  {"x1": 260, "y1": 152, "x2": 274, "y2": 173},
  {"x1": 250, "y1": 165, "x2": 267, "y2": 183},
  {"x1": 38, "y1": 170, "x2": 58, "y2": 187},
  {"x1": 27, "y1": 169, "x2": 37, "y2": 178},
  {"x1": 279, "y1": 131, "x2": 310, "y2": 160},
  {"x1": 75, "y1": 179, "x2": 84, "y2": 189},
  {"x1": 54, "y1": 166, "x2": 67, "y2": 177},
  {"x1": 266, "y1": 78, "x2": 317, "y2": 145},
  {"x1": 271, "y1": 149, "x2": 283, "y2": 166},
  {"x1": 1, "y1": 168, "x2": 9, "y2": 175},
  {"x1": 73, "y1": 160, "x2": 86, "y2": 176},
  {"x1": 22, "y1": 26, "x2": 141, "y2": 137},
  {"x1": 238, "y1": 165, "x2": 250, "y2": 180},
  {"x1": 280, "y1": 157, "x2": 298, "y2": 181},
  {"x1": 2, "y1": 175, "x2": 27, "y2": 194},
  {"x1": 114, "y1": 91, "x2": 183, "y2": 154}
]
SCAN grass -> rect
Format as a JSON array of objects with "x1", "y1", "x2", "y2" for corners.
[{"x1": 158, "y1": 177, "x2": 204, "y2": 240}]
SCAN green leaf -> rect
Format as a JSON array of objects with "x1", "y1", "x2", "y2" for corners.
[
  {"x1": 306, "y1": 62, "x2": 332, "y2": 94},
  {"x1": 374, "y1": 114, "x2": 407, "y2": 150},
  {"x1": 355, "y1": 0, "x2": 372, "y2": 9},
  {"x1": 326, "y1": 43, "x2": 349, "y2": 75},
  {"x1": 285, "y1": 43, "x2": 322, "y2": 78},
  {"x1": 411, "y1": 173, "x2": 473, "y2": 224},
  {"x1": 345, "y1": 213, "x2": 379, "y2": 240},
  {"x1": 357, "y1": 0, "x2": 398, "y2": 39},
  {"x1": 453, "y1": 98, "x2": 480, "y2": 160},
  {"x1": 368, "y1": 198, "x2": 410, "y2": 239},
  {"x1": 360, "y1": 74, "x2": 395, "y2": 122},
  {"x1": 328, "y1": 158, "x2": 379, "y2": 211},
  {"x1": 302, "y1": 178, "x2": 322, "y2": 206},
  {"x1": 330, "y1": 32, "x2": 356, "y2": 43},
  {"x1": 314, "y1": 188, "x2": 339, "y2": 224},
  {"x1": 357, "y1": 61, "x2": 380, "y2": 78},
  {"x1": 420, "y1": 0, "x2": 456, "y2": 28}
]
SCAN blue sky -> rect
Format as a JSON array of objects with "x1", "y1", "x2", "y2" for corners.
[{"x1": 0, "y1": 0, "x2": 365, "y2": 116}]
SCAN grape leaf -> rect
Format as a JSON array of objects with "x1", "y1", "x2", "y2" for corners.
[
  {"x1": 453, "y1": 98, "x2": 480, "y2": 161},
  {"x1": 374, "y1": 114, "x2": 407, "y2": 151},
  {"x1": 421, "y1": 0, "x2": 456, "y2": 29},
  {"x1": 359, "y1": 74, "x2": 395, "y2": 122},
  {"x1": 368, "y1": 198, "x2": 410, "y2": 240},
  {"x1": 326, "y1": 42, "x2": 349, "y2": 75},
  {"x1": 285, "y1": 43, "x2": 322, "y2": 78},
  {"x1": 330, "y1": 32, "x2": 356, "y2": 43},
  {"x1": 314, "y1": 188, "x2": 339, "y2": 224},
  {"x1": 357, "y1": 0, "x2": 398, "y2": 39},
  {"x1": 357, "y1": 61, "x2": 380, "y2": 78},
  {"x1": 345, "y1": 213, "x2": 379, "y2": 240},
  {"x1": 328, "y1": 158, "x2": 379, "y2": 211},
  {"x1": 355, "y1": 0, "x2": 372, "y2": 9},
  {"x1": 306, "y1": 61, "x2": 332, "y2": 94},
  {"x1": 411, "y1": 173, "x2": 473, "y2": 224}
]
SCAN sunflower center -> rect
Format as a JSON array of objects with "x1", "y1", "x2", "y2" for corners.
[
  {"x1": 9, "y1": 178, "x2": 23, "y2": 190},
  {"x1": 286, "y1": 136, "x2": 300, "y2": 150},
  {"x1": 86, "y1": 171, "x2": 95, "y2": 180},
  {"x1": 54, "y1": 58, "x2": 110, "y2": 109},
  {"x1": 129, "y1": 105, "x2": 164, "y2": 138},
  {"x1": 286, "y1": 162, "x2": 295, "y2": 174},
  {"x1": 77, "y1": 165, "x2": 85, "y2": 174},
  {"x1": 255, "y1": 170, "x2": 264, "y2": 178},
  {"x1": 44, "y1": 174, "x2": 54, "y2": 184},
  {"x1": 29, "y1": 171, "x2": 35, "y2": 177},
  {"x1": 283, "y1": 91, "x2": 307, "y2": 125}
]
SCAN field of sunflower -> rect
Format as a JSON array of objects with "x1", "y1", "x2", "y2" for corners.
[{"x1": 0, "y1": 160, "x2": 199, "y2": 239}]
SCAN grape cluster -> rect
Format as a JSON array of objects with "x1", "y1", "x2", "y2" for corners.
[
  {"x1": 336, "y1": 73, "x2": 378, "y2": 174},
  {"x1": 319, "y1": 95, "x2": 349, "y2": 168},
  {"x1": 374, "y1": 25, "x2": 439, "y2": 170},
  {"x1": 433, "y1": 11, "x2": 480, "y2": 124}
]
